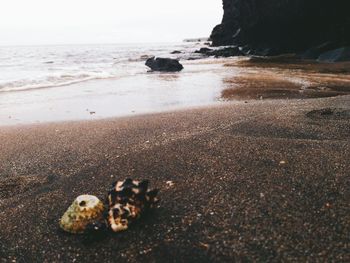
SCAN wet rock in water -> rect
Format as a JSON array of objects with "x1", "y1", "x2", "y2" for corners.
[
  {"x1": 318, "y1": 47, "x2": 350, "y2": 62},
  {"x1": 186, "y1": 56, "x2": 203, "y2": 61},
  {"x1": 107, "y1": 179, "x2": 159, "y2": 232},
  {"x1": 306, "y1": 108, "x2": 350, "y2": 120},
  {"x1": 194, "y1": 47, "x2": 243, "y2": 57},
  {"x1": 195, "y1": 47, "x2": 213, "y2": 54},
  {"x1": 145, "y1": 57, "x2": 183, "y2": 72},
  {"x1": 210, "y1": 47, "x2": 243, "y2": 57},
  {"x1": 59, "y1": 195, "x2": 105, "y2": 234},
  {"x1": 170, "y1": 50, "x2": 182, "y2": 54}
]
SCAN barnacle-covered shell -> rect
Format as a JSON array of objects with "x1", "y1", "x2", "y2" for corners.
[
  {"x1": 107, "y1": 179, "x2": 159, "y2": 232},
  {"x1": 59, "y1": 195, "x2": 105, "y2": 234}
]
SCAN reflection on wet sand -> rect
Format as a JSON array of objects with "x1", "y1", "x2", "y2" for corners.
[
  {"x1": 152, "y1": 73, "x2": 180, "y2": 82},
  {"x1": 222, "y1": 56, "x2": 350, "y2": 100}
]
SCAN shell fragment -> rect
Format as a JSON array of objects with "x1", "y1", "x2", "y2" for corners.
[{"x1": 59, "y1": 195, "x2": 105, "y2": 234}]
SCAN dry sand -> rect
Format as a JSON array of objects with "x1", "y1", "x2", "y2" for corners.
[{"x1": 0, "y1": 94, "x2": 349, "y2": 262}]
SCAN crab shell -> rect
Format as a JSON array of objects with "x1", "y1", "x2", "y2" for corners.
[
  {"x1": 107, "y1": 179, "x2": 159, "y2": 232},
  {"x1": 59, "y1": 195, "x2": 105, "y2": 234}
]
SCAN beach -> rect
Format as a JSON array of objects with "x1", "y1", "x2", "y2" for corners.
[
  {"x1": 0, "y1": 92, "x2": 349, "y2": 262},
  {"x1": 1, "y1": 43, "x2": 350, "y2": 262},
  {"x1": 2, "y1": 0, "x2": 350, "y2": 261}
]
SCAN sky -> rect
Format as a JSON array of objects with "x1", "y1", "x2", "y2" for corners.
[{"x1": 0, "y1": 0, "x2": 223, "y2": 45}]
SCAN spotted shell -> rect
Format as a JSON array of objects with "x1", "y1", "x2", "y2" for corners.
[
  {"x1": 59, "y1": 195, "x2": 105, "y2": 234},
  {"x1": 107, "y1": 179, "x2": 159, "y2": 232}
]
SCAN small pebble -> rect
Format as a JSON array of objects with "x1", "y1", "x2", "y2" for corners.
[{"x1": 166, "y1": 181, "x2": 175, "y2": 187}]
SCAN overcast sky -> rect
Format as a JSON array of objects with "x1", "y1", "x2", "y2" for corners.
[{"x1": 0, "y1": 0, "x2": 222, "y2": 45}]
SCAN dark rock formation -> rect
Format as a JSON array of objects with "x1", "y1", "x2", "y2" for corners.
[
  {"x1": 211, "y1": 0, "x2": 350, "y2": 56},
  {"x1": 195, "y1": 47, "x2": 243, "y2": 57},
  {"x1": 145, "y1": 57, "x2": 184, "y2": 72},
  {"x1": 318, "y1": 47, "x2": 350, "y2": 62},
  {"x1": 300, "y1": 42, "x2": 339, "y2": 60},
  {"x1": 195, "y1": 48, "x2": 213, "y2": 54}
]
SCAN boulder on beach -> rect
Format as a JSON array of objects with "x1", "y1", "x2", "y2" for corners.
[{"x1": 145, "y1": 57, "x2": 184, "y2": 72}]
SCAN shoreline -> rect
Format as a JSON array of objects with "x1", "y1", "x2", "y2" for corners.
[
  {"x1": 2, "y1": 57, "x2": 350, "y2": 127},
  {"x1": 0, "y1": 58, "x2": 231, "y2": 126},
  {"x1": 0, "y1": 93, "x2": 347, "y2": 129},
  {"x1": 0, "y1": 95, "x2": 349, "y2": 261}
]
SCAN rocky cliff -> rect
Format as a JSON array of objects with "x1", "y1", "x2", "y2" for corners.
[{"x1": 211, "y1": 0, "x2": 350, "y2": 56}]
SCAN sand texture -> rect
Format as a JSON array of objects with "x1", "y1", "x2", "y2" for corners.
[{"x1": 0, "y1": 95, "x2": 349, "y2": 262}]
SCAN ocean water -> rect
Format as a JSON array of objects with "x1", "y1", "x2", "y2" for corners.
[
  {"x1": 0, "y1": 43, "x2": 201, "y2": 93},
  {"x1": 2, "y1": 43, "x2": 346, "y2": 126},
  {"x1": 0, "y1": 43, "x2": 233, "y2": 125}
]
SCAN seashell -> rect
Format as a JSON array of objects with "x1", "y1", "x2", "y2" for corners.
[
  {"x1": 107, "y1": 179, "x2": 159, "y2": 232},
  {"x1": 59, "y1": 195, "x2": 105, "y2": 234}
]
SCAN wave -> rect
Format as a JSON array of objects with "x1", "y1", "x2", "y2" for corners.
[
  {"x1": 0, "y1": 42, "x2": 194, "y2": 93},
  {"x1": 0, "y1": 72, "x2": 118, "y2": 93}
]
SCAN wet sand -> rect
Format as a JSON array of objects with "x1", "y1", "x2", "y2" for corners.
[
  {"x1": 221, "y1": 57, "x2": 350, "y2": 100},
  {"x1": 0, "y1": 94, "x2": 349, "y2": 262}
]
